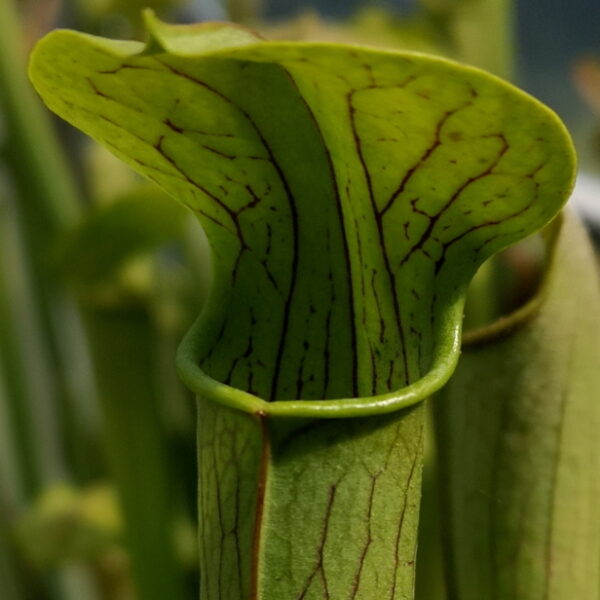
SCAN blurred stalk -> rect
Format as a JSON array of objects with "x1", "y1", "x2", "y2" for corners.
[
  {"x1": 0, "y1": 175, "x2": 78, "y2": 496},
  {"x1": 453, "y1": 0, "x2": 514, "y2": 79},
  {"x1": 0, "y1": 539, "x2": 22, "y2": 600},
  {"x1": 0, "y1": 187, "x2": 91, "y2": 600},
  {"x1": 0, "y1": 360, "x2": 24, "y2": 600},
  {"x1": 0, "y1": 0, "x2": 80, "y2": 230},
  {"x1": 226, "y1": 0, "x2": 264, "y2": 23},
  {"x1": 0, "y1": 0, "x2": 99, "y2": 484},
  {"x1": 0, "y1": 349, "x2": 23, "y2": 506},
  {"x1": 421, "y1": 0, "x2": 515, "y2": 79},
  {"x1": 83, "y1": 302, "x2": 187, "y2": 600},
  {"x1": 0, "y1": 459, "x2": 55, "y2": 600},
  {"x1": 0, "y1": 491, "x2": 24, "y2": 600},
  {"x1": 0, "y1": 189, "x2": 42, "y2": 497}
]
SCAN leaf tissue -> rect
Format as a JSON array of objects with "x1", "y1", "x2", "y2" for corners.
[{"x1": 29, "y1": 11, "x2": 575, "y2": 599}]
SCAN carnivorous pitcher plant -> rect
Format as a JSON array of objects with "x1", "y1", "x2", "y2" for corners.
[{"x1": 28, "y1": 10, "x2": 594, "y2": 600}]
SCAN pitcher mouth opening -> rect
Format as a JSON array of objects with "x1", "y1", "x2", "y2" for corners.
[
  {"x1": 176, "y1": 296, "x2": 463, "y2": 419},
  {"x1": 177, "y1": 213, "x2": 562, "y2": 420}
]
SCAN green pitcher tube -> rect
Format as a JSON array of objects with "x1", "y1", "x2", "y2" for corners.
[
  {"x1": 194, "y1": 399, "x2": 422, "y2": 599},
  {"x1": 435, "y1": 212, "x2": 600, "y2": 600}
]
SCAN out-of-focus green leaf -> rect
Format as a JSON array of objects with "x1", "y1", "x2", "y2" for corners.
[
  {"x1": 435, "y1": 211, "x2": 600, "y2": 600},
  {"x1": 54, "y1": 185, "x2": 188, "y2": 285},
  {"x1": 81, "y1": 307, "x2": 187, "y2": 600},
  {"x1": 29, "y1": 12, "x2": 575, "y2": 599},
  {"x1": 1, "y1": 0, "x2": 98, "y2": 490}
]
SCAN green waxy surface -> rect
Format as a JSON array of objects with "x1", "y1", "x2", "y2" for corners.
[
  {"x1": 28, "y1": 12, "x2": 576, "y2": 600},
  {"x1": 197, "y1": 398, "x2": 423, "y2": 599},
  {"x1": 261, "y1": 410, "x2": 423, "y2": 600},
  {"x1": 196, "y1": 399, "x2": 263, "y2": 599},
  {"x1": 436, "y1": 212, "x2": 600, "y2": 600}
]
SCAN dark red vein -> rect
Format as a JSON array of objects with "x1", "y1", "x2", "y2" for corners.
[
  {"x1": 400, "y1": 134, "x2": 509, "y2": 268},
  {"x1": 250, "y1": 416, "x2": 270, "y2": 600},
  {"x1": 379, "y1": 103, "x2": 473, "y2": 217},
  {"x1": 283, "y1": 69, "x2": 359, "y2": 398},
  {"x1": 152, "y1": 57, "x2": 300, "y2": 401},
  {"x1": 347, "y1": 90, "x2": 410, "y2": 384},
  {"x1": 296, "y1": 482, "x2": 339, "y2": 600},
  {"x1": 348, "y1": 473, "x2": 380, "y2": 599},
  {"x1": 390, "y1": 431, "x2": 422, "y2": 600}
]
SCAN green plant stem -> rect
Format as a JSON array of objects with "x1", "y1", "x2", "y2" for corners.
[
  {"x1": 0, "y1": 461, "x2": 56, "y2": 600},
  {"x1": 196, "y1": 398, "x2": 424, "y2": 600},
  {"x1": 0, "y1": 0, "x2": 80, "y2": 229},
  {"x1": 0, "y1": 196, "x2": 40, "y2": 497},
  {"x1": 434, "y1": 213, "x2": 600, "y2": 599},
  {"x1": 0, "y1": 508, "x2": 24, "y2": 600},
  {"x1": 421, "y1": 0, "x2": 515, "y2": 79},
  {"x1": 226, "y1": 0, "x2": 263, "y2": 22},
  {"x1": 452, "y1": 0, "x2": 514, "y2": 79},
  {"x1": 0, "y1": 0, "x2": 98, "y2": 484},
  {"x1": 82, "y1": 302, "x2": 187, "y2": 600}
]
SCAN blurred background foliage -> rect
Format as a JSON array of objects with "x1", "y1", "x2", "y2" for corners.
[{"x1": 1, "y1": 0, "x2": 599, "y2": 599}]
